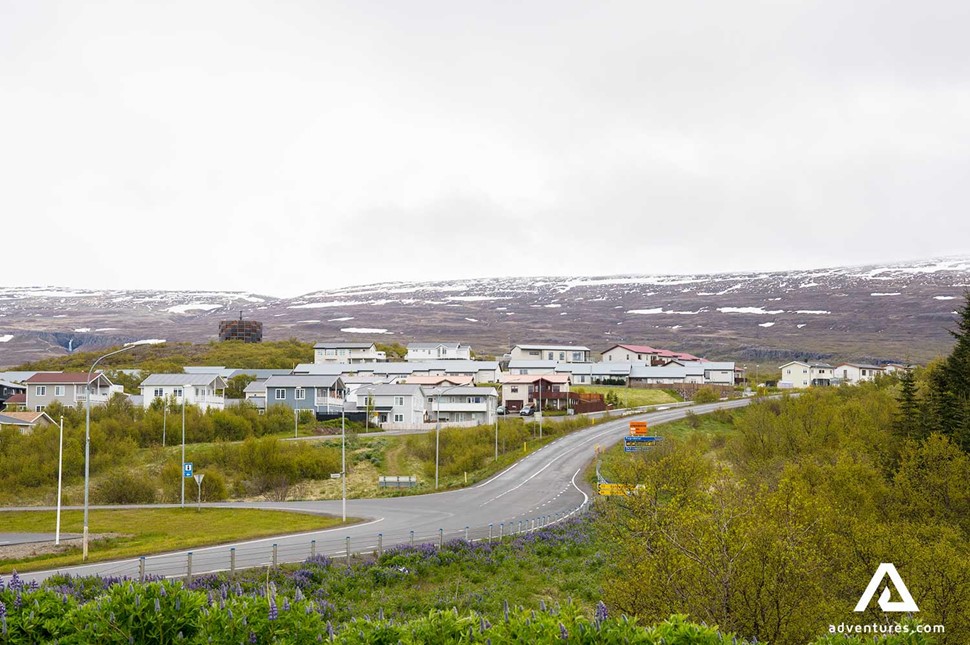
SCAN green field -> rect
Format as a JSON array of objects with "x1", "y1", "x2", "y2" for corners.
[
  {"x1": 572, "y1": 385, "x2": 679, "y2": 408},
  {"x1": 0, "y1": 507, "x2": 349, "y2": 572}
]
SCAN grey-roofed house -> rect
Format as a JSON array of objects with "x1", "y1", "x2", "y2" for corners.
[
  {"x1": 555, "y1": 362, "x2": 634, "y2": 385},
  {"x1": 139, "y1": 374, "x2": 228, "y2": 411},
  {"x1": 834, "y1": 363, "x2": 886, "y2": 384},
  {"x1": 507, "y1": 360, "x2": 558, "y2": 375},
  {"x1": 628, "y1": 365, "x2": 705, "y2": 385},
  {"x1": 243, "y1": 379, "x2": 267, "y2": 399},
  {"x1": 406, "y1": 342, "x2": 472, "y2": 362},
  {"x1": 263, "y1": 374, "x2": 346, "y2": 414},
  {"x1": 510, "y1": 344, "x2": 591, "y2": 363},
  {"x1": 424, "y1": 386, "x2": 498, "y2": 425},
  {"x1": 354, "y1": 384, "x2": 427, "y2": 428},
  {"x1": 313, "y1": 342, "x2": 386, "y2": 364}
]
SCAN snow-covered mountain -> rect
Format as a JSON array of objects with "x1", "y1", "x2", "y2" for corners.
[{"x1": 2, "y1": 257, "x2": 968, "y2": 367}]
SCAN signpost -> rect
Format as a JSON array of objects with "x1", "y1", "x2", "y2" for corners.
[
  {"x1": 183, "y1": 462, "x2": 193, "y2": 478},
  {"x1": 629, "y1": 420, "x2": 650, "y2": 436},
  {"x1": 598, "y1": 482, "x2": 633, "y2": 496},
  {"x1": 623, "y1": 436, "x2": 663, "y2": 452},
  {"x1": 193, "y1": 473, "x2": 205, "y2": 512}
]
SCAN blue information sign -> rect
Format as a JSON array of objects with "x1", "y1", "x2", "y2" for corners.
[{"x1": 183, "y1": 462, "x2": 193, "y2": 478}]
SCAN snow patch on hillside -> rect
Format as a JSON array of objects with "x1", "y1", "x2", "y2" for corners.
[
  {"x1": 718, "y1": 307, "x2": 784, "y2": 315},
  {"x1": 166, "y1": 303, "x2": 223, "y2": 314}
]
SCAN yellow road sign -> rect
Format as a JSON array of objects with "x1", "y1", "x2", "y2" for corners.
[{"x1": 598, "y1": 483, "x2": 633, "y2": 496}]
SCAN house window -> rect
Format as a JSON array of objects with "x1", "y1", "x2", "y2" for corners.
[
  {"x1": 428, "y1": 397, "x2": 434, "y2": 404},
  {"x1": 35, "y1": 386, "x2": 46, "y2": 396},
  {"x1": 393, "y1": 414, "x2": 404, "y2": 422},
  {"x1": 36, "y1": 405, "x2": 45, "y2": 412},
  {"x1": 547, "y1": 352, "x2": 554, "y2": 360},
  {"x1": 467, "y1": 396, "x2": 482, "y2": 404},
  {"x1": 275, "y1": 388, "x2": 286, "y2": 400},
  {"x1": 394, "y1": 396, "x2": 405, "y2": 406},
  {"x1": 325, "y1": 349, "x2": 336, "y2": 356},
  {"x1": 196, "y1": 388, "x2": 205, "y2": 398},
  {"x1": 511, "y1": 386, "x2": 519, "y2": 393},
  {"x1": 560, "y1": 352, "x2": 565, "y2": 360},
  {"x1": 174, "y1": 388, "x2": 183, "y2": 398},
  {"x1": 295, "y1": 388, "x2": 306, "y2": 400},
  {"x1": 153, "y1": 388, "x2": 164, "y2": 398},
  {"x1": 54, "y1": 385, "x2": 65, "y2": 397}
]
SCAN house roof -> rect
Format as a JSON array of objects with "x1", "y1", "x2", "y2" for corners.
[
  {"x1": 140, "y1": 374, "x2": 229, "y2": 387},
  {"x1": 699, "y1": 362, "x2": 736, "y2": 371},
  {"x1": 424, "y1": 386, "x2": 498, "y2": 397},
  {"x1": 408, "y1": 342, "x2": 464, "y2": 350},
  {"x1": 555, "y1": 363, "x2": 634, "y2": 376},
  {"x1": 500, "y1": 374, "x2": 571, "y2": 384},
  {"x1": 629, "y1": 365, "x2": 703, "y2": 379},
  {"x1": 24, "y1": 372, "x2": 112, "y2": 385},
  {"x1": 514, "y1": 344, "x2": 590, "y2": 352},
  {"x1": 3, "y1": 392, "x2": 26, "y2": 404},
  {"x1": 507, "y1": 360, "x2": 558, "y2": 369},
  {"x1": 836, "y1": 363, "x2": 885, "y2": 370},
  {"x1": 355, "y1": 384, "x2": 426, "y2": 397},
  {"x1": 313, "y1": 342, "x2": 376, "y2": 350},
  {"x1": 243, "y1": 380, "x2": 267, "y2": 394},
  {"x1": 291, "y1": 363, "x2": 349, "y2": 375},
  {"x1": 263, "y1": 375, "x2": 344, "y2": 388},
  {"x1": 227, "y1": 369, "x2": 294, "y2": 380},
  {"x1": 604, "y1": 344, "x2": 662, "y2": 354},
  {"x1": 404, "y1": 375, "x2": 475, "y2": 386},
  {"x1": 0, "y1": 411, "x2": 54, "y2": 426},
  {"x1": 0, "y1": 380, "x2": 27, "y2": 390}
]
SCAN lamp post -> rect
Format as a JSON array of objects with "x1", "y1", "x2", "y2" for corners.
[
  {"x1": 83, "y1": 342, "x2": 146, "y2": 561},
  {"x1": 55, "y1": 415, "x2": 64, "y2": 545},
  {"x1": 434, "y1": 384, "x2": 466, "y2": 490},
  {"x1": 494, "y1": 395, "x2": 499, "y2": 462},
  {"x1": 341, "y1": 403, "x2": 346, "y2": 522},
  {"x1": 162, "y1": 399, "x2": 167, "y2": 447},
  {"x1": 181, "y1": 383, "x2": 189, "y2": 507}
]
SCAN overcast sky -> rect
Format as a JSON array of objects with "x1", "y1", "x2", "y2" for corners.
[{"x1": 2, "y1": 1, "x2": 968, "y2": 297}]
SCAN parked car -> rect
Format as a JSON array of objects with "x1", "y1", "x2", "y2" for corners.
[
  {"x1": 519, "y1": 406, "x2": 534, "y2": 416},
  {"x1": 496, "y1": 405, "x2": 507, "y2": 415}
]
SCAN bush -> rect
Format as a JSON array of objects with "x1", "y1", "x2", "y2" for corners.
[
  {"x1": 692, "y1": 387, "x2": 720, "y2": 404},
  {"x1": 93, "y1": 469, "x2": 156, "y2": 504}
]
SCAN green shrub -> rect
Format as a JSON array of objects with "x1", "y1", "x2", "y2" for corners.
[
  {"x1": 93, "y1": 469, "x2": 157, "y2": 504},
  {"x1": 692, "y1": 386, "x2": 720, "y2": 404}
]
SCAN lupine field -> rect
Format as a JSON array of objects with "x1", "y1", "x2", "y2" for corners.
[{"x1": 0, "y1": 514, "x2": 937, "y2": 644}]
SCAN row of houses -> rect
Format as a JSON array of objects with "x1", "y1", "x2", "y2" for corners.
[{"x1": 778, "y1": 361, "x2": 912, "y2": 388}]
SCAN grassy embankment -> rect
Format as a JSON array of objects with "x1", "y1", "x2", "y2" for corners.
[{"x1": 0, "y1": 508, "x2": 351, "y2": 573}]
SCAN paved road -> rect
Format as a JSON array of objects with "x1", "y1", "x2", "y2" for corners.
[
  {"x1": 0, "y1": 533, "x2": 80, "y2": 546},
  {"x1": 12, "y1": 399, "x2": 752, "y2": 584}
]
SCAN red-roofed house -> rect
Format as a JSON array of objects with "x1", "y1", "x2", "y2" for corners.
[
  {"x1": 601, "y1": 344, "x2": 701, "y2": 365},
  {"x1": 24, "y1": 372, "x2": 119, "y2": 411},
  {"x1": 2, "y1": 391, "x2": 26, "y2": 410}
]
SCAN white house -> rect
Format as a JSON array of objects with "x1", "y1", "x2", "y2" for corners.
[
  {"x1": 314, "y1": 342, "x2": 387, "y2": 364},
  {"x1": 628, "y1": 365, "x2": 705, "y2": 385},
  {"x1": 510, "y1": 344, "x2": 591, "y2": 363},
  {"x1": 354, "y1": 384, "x2": 428, "y2": 427},
  {"x1": 779, "y1": 361, "x2": 834, "y2": 388},
  {"x1": 139, "y1": 374, "x2": 228, "y2": 411},
  {"x1": 835, "y1": 363, "x2": 886, "y2": 384},
  {"x1": 406, "y1": 342, "x2": 472, "y2": 361},
  {"x1": 424, "y1": 386, "x2": 498, "y2": 425},
  {"x1": 699, "y1": 362, "x2": 737, "y2": 386},
  {"x1": 554, "y1": 362, "x2": 634, "y2": 385}
]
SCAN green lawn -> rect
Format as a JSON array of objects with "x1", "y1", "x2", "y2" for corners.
[
  {"x1": 573, "y1": 385, "x2": 679, "y2": 407},
  {"x1": 0, "y1": 508, "x2": 350, "y2": 573}
]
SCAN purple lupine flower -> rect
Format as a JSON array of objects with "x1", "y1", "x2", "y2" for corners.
[
  {"x1": 503, "y1": 600, "x2": 509, "y2": 623},
  {"x1": 175, "y1": 596, "x2": 181, "y2": 612},
  {"x1": 327, "y1": 621, "x2": 334, "y2": 638},
  {"x1": 560, "y1": 623, "x2": 568, "y2": 640},
  {"x1": 594, "y1": 601, "x2": 608, "y2": 627},
  {"x1": 268, "y1": 597, "x2": 278, "y2": 621},
  {"x1": 159, "y1": 585, "x2": 167, "y2": 597},
  {"x1": 249, "y1": 631, "x2": 257, "y2": 644},
  {"x1": 282, "y1": 597, "x2": 290, "y2": 612},
  {"x1": 540, "y1": 600, "x2": 546, "y2": 612},
  {"x1": 155, "y1": 598, "x2": 161, "y2": 612},
  {"x1": 0, "y1": 599, "x2": 5, "y2": 618}
]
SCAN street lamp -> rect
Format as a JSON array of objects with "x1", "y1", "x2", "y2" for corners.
[
  {"x1": 341, "y1": 401, "x2": 346, "y2": 522},
  {"x1": 83, "y1": 341, "x2": 159, "y2": 560},
  {"x1": 434, "y1": 384, "x2": 467, "y2": 490},
  {"x1": 181, "y1": 382, "x2": 190, "y2": 507}
]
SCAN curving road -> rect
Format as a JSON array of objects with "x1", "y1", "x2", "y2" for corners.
[{"x1": 16, "y1": 399, "x2": 752, "y2": 584}]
